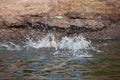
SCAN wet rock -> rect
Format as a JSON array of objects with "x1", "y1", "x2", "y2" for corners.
[
  {"x1": 83, "y1": 21, "x2": 120, "y2": 40},
  {"x1": 0, "y1": 16, "x2": 9, "y2": 28},
  {"x1": 65, "y1": 12, "x2": 95, "y2": 19},
  {"x1": 25, "y1": 17, "x2": 70, "y2": 29},
  {"x1": 0, "y1": 12, "x2": 119, "y2": 40},
  {"x1": 1, "y1": 16, "x2": 24, "y2": 28},
  {"x1": 106, "y1": 14, "x2": 120, "y2": 22},
  {"x1": 0, "y1": 13, "x2": 115, "y2": 31},
  {"x1": 84, "y1": 20, "x2": 104, "y2": 30},
  {"x1": 70, "y1": 19, "x2": 84, "y2": 27},
  {"x1": 25, "y1": 16, "x2": 106, "y2": 31},
  {"x1": 65, "y1": 12, "x2": 120, "y2": 23},
  {"x1": 0, "y1": 0, "x2": 119, "y2": 41},
  {"x1": 0, "y1": 29, "x2": 28, "y2": 42},
  {"x1": 95, "y1": 14, "x2": 120, "y2": 22},
  {"x1": 45, "y1": 18, "x2": 70, "y2": 28},
  {"x1": 70, "y1": 19, "x2": 106, "y2": 30},
  {"x1": 0, "y1": 17, "x2": 4, "y2": 28},
  {"x1": 64, "y1": 12, "x2": 81, "y2": 19}
]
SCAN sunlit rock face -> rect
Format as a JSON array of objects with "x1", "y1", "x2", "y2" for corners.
[
  {"x1": 0, "y1": 0, "x2": 58, "y2": 15},
  {"x1": 0, "y1": 0, "x2": 119, "y2": 24},
  {"x1": 0, "y1": 0, "x2": 119, "y2": 16},
  {"x1": 0, "y1": 0, "x2": 120, "y2": 40}
]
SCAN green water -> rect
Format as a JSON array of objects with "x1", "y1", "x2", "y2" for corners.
[{"x1": 0, "y1": 40, "x2": 120, "y2": 80}]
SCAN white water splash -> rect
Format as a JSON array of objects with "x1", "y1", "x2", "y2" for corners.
[
  {"x1": 0, "y1": 33, "x2": 97, "y2": 58},
  {"x1": 56, "y1": 36, "x2": 91, "y2": 50},
  {"x1": 25, "y1": 34, "x2": 95, "y2": 57},
  {"x1": 25, "y1": 34, "x2": 56, "y2": 48},
  {"x1": 0, "y1": 42, "x2": 21, "y2": 51},
  {"x1": 25, "y1": 34, "x2": 92, "y2": 49}
]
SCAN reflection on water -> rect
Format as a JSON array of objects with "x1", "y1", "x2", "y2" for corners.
[{"x1": 0, "y1": 34, "x2": 120, "y2": 80}]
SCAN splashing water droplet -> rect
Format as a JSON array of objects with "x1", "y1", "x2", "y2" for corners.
[
  {"x1": 25, "y1": 34, "x2": 95, "y2": 58},
  {"x1": 0, "y1": 33, "x2": 98, "y2": 58},
  {"x1": 0, "y1": 42, "x2": 21, "y2": 51}
]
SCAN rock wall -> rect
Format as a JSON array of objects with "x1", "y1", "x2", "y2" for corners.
[{"x1": 0, "y1": 0, "x2": 120, "y2": 40}]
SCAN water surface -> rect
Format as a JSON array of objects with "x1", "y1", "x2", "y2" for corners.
[{"x1": 0, "y1": 34, "x2": 120, "y2": 80}]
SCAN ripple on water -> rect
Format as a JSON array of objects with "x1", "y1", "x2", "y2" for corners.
[
  {"x1": 47, "y1": 73, "x2": 63, "y2": 79},
  {"x1": 68, "y1": 72, "x2": 83, "y2": 77},
  {"x1": 0, "y1": 33, "x2": 108, "y2": 80}
]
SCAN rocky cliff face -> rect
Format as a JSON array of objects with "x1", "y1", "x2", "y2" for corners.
[{"x1": 0, "y1": 0, "x2": 120, "y2": 40}]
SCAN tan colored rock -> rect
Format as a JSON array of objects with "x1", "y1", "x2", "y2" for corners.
[
  {"x1": 0, "y1": 0, "x2": 119, "y2": 40},
  {"x1": 0, "y1": 0, "x2": 120, "y2": 16},
  {"x1": 65, "y1": 12, "x2": 95, "y2": 19},
  {"x1": 70, "y1": 19, "x2": 84, "y2": 27},
  {"x1": 46, "y1": 18, "x2": 70, "y2": 28},
  {"x1": 2, "y1": 16, "x2": 23, "y2": 27},
  {"x1": 84, "y1": 20, "x2": 104, "y2": 30},
  {"x1": 0, "y1": 17, "x2": 4, "y2": 28}
]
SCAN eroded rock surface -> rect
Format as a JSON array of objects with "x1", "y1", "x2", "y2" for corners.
[{"x1": 0, "y1": 0, "x2": 120, "y2": 40}]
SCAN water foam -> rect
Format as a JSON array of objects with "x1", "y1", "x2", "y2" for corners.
[
  {"x1": 25, "y1": 34, "x2": 94, "y2": 58},
  {"x1": 0, "y1": 34, "x2": 96, "y2": 58},
  {"x1": 25, "y1": 34, "x2": 92, "y2": 49},
  {"x1": 0, "y1": 42, "x2": 21, "y2": 51}
]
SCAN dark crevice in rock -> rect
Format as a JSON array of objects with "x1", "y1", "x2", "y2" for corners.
[
  {"x1": 65, "y1": 12, "x2": 120, "y2": 22},
  {"x1": 8, "y1": 24, "x2": 27, "y2": 28},
  {"x1": 6, "y1": 22, "x2": 106, "y2": 34},
  {"x1": 2, "y1": 15, "x2": 108, "y2": 33},
  {"x1": 0, "y1": 13, "x2": 120, "y2": 40}
]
